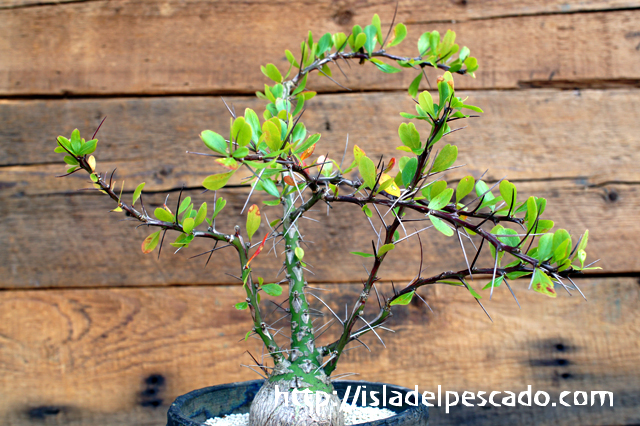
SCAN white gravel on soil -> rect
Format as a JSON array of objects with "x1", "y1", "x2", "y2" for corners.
[{"x1": 203, "y1": 405, "x2": 396, "y2": 426}]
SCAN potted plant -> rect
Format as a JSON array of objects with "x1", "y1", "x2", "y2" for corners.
[{"x1": 53, "y1": 12, "x2": 596, "y2": 426}]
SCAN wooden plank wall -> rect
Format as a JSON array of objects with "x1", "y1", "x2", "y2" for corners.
[{"x1": 1, "y1": 1, "x2": 638, "y2": 425}]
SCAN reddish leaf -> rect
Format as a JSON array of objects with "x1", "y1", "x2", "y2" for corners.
[
  {"x1": 246, "y1": 233, "x2": 269, "y2": 267},
  {"x1": 300, "y1": 143, "x2": 316, "y2": 161},
  {"x1": 383, "y1": 157, "x2": 396, "y2": 173}
]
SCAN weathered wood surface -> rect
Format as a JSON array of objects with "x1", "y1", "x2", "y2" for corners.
[
  {"x1": 0, "y1": 177, "x2": 632, "y2": 289},
  {"x1": 3, "y1": 3, "x2": 640, "y2": 96},
  {"x1": 2, "y1": 89, "x2": 640, "y2": 192},
  {"x1": 2, "y1": 0, "x2": 638, "y2": 16},
  {"x1": 0, "y1": 278, "x2": 637, "y2": 425}
]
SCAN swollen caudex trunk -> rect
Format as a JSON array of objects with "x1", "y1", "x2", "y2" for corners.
[{"x1": 249, "y1": 369, "x2": 344, "y2": 426}]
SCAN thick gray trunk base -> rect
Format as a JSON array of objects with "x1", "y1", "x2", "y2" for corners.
[{"x1": 249, "y1": 380, "x2": 344, "y2": 426}]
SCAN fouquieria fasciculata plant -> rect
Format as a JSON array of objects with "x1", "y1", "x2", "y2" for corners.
[{"x1": 54, "y1": 13, "x2": 598, "y2": 426}]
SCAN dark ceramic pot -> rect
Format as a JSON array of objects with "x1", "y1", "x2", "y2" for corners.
[{"x1": 167, "y1": 380, "x2": 429, "y2": 426}]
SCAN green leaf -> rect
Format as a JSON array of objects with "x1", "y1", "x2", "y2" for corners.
[
  {"x1": 370, "y1": 58, "x2": 401, "y2": 73},
  {"x1": 141, "y1": 231, "x2": 161, "y2": 254},
  {"x1": 203, "y1": 171, "x2": 235, "y2": 190},
  {"x1": 408, "y1": 73, "x2": 422, "y2": 98},
  {"x1": 482, "y1": 275, "x2": 504, "y2": 290},
  {"x1": 182, "y1": 217, "x2": 195, "y2": 234},
  {"x1": 398, "y1": 122, "x2": 421, "y2": 151},
  {"x1": 201, "y1": 130, "x2": 228, "y2": 155},
  {"x1": 390, "y1": 291, "x2": 415, "y2": 306},
  {"x1": 359, "y1": 156, "x2": 377, "y2": 189},
  {"x1": 372, "y1": 14, "x2": 383, "y2": 44},
  {"x1": 194, "y1": 202, "x2": 207, "y2": 227},
  {"x1": 456, "y1": 176, "x2": 475, "y2": 203},
  {"x1": 572, "y1": 230, "x2": 589, "y2": 260},
  {"x1": 90, "y1": 173, "x2": 98, "y2": 183},
  {"x1": 496, "y1": 227, "x2": 520, "y2": 248},
  {"x1": 429, "y1": 188, "x2": 453, "y2": 211},
  {"x1": 70, "y1": 129, "x2": 82, "y2": 154},
  {"x1": 377, "y1": 243, "x2": 395, "y2": 257},
  {"x1": 506, "y1": 271, "x2": 531, "y2": 280},
  {"x1": 350, "y1": 251, "x2": 374, "y2": 258},
  {"x1": 464, "y1": 56, "x2": 479, "y2": 74},
  {"x1": 260, "y1": 178, "x2": 280, "y2": 198},
  {"x1": 536, "y1": 233, "x2": 554, "y2": 262},
  {"x1": 317, "y1": 32, "x2": 333, "y2": 56},
  {"x1": 79, "y1": 139, "x2": 98, "y2": 156},
  {"x1": 526, "y1": 196, "x2": 538, "y2": 228},
  {"x1": 466, "y1": 284, "x2": 482, "y2": 299},
  {"x1": 423, "y1": 180, "x2": 447, "y2": 201},
  {"x1": 431, "y1": 144, "x2": 458, "y2": 173},
  {"x1": 354, "y1": 32, "x2": 367, "y2": 51},
  {"x1": 499, "y1": 180, "x2": 517, "y2": 212},
  {"x1": 212, "y1": 197, "x2": 227, "y2": 220},
  {"x1": 401, "y1": 157, "x2": 418, "y2": 187},
  {"x1": 262, "y1": 120, "x2": 281, "y2": 153},
  {"x1": 418, "y1": 91, "x2": 435, "y2": 118},
  {"x1": 362, "y1": 204, "x2": 373, "y2": 217},
  {"x1": 235, "y1": 302, "x2": 248, "y2": 310},
  {"x1": 387, "y1": 23, "x2": 407, "y2": 47},
  {"x1": 246, "y1": 204, "x2": 261, "y2": 240},
  {"x1": 261, "y1": 64, "x2": 283, "y2": 82},
  {"x1": 418, "y1": 32, "x2": 430, "y2": 55},
  {"x1": 231, "y1": 117, "x2": 252, "y2": 147},
  {"x1": 263, "y1": 199, "x2": 280, "y2": 206},
  {"x1": 295, "y1": 247, "x2": 304, "y2": 260},
  {"x1": 476, "y1": 180, "x2": 495, "y2": 207},
  {"x1": 232, "y1": 147, "x2": 249, "y2": 159},
  {"x1": 132, "y1": 182, "x2": 145, "y2": 206},
  {"x1": 244, "y1": 108, "x2": 261, "y2": 144},
  {"x1": 154, "y1": 207, "x2": 175, "y2": 223},
  {"x1": 262, "y1": 283, "x2": 283, "y2": 297},
  {"x1": 179, "y1": 197, "x2": 191, "y2": 215},
  {"x1": 171, "y1": 233, "x2": 195, "y2": 248},
  {"x1": 429, "y1": 215, "x2": 453, "y2": 236},
  {"x1": 63, "y1": 155, "x2": 78, "y2": 166},
  {"x1": 462, "y1": 104, "x2": 483, "y2": 113}
]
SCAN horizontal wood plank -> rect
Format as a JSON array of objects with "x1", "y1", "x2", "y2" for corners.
[
  {"x1": 2, "y1": 89, "x2": 639, "y2": 191},
  {"x1": 0, "y1": 278, "x2": 637, "y2": 425},
  {"x1": 0, "y1": 177, "x2": 633, "y2": 290},
  {"x1": 2, "y1": 0, "x2": 638, "y2": 16},
  {"x1": 2, "y1": 4, "x2": 640, "y2": 95}
]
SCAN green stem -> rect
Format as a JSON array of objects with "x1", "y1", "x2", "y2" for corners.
[{"x1": 271, "y1": 192, "x2": 329, "y2": 391}]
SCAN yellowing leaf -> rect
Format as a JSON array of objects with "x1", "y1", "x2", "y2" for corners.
[
  {"x1": 246, "y1": 204, "x2": 261, "y2": 240},
  {"x1": 353, "y1": 145, "x2": 366, "y2": 165},
  {"x1": 377, "y1": 243, "x2": 395, "y2": 256},
  {"x1": 141, "y1": 231, "x2": 161, "y2": 254},
  {"x1": 532, "y1": 269, "x2": 557, "y2": 298},
  {"x1": 203, "y1": 171, "x2": 235, "y2": 191},
  {"x1": 215, "y1": 157, "x2": 239, "y2": 170},
  {"x1": 87, "y1": 155, "x2": 96, "y2": 172},
  {"x1": 379, "y1": 173, "x2": 401, "y2": 196}
]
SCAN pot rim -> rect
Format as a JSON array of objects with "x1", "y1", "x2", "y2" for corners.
[{"x1": 167, "y1": 379, "x2": 429, "y2": 426}]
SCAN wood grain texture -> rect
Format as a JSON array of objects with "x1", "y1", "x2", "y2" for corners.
[
  {"x1": 2, "y1": 0, "x2": 638, "y2": 15},
  {"x1": 0, "y1": 176, "x2": 633, "y2": 290},
  {"x1": 2, "y1": 3, "x2": 640, "y2": 95},
  {"x1": 2, "y1": 89, "x2": 639, "y2": 194},
  {"x1": 0, "y1": 278, "x2": 638, "y2": 425}
]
